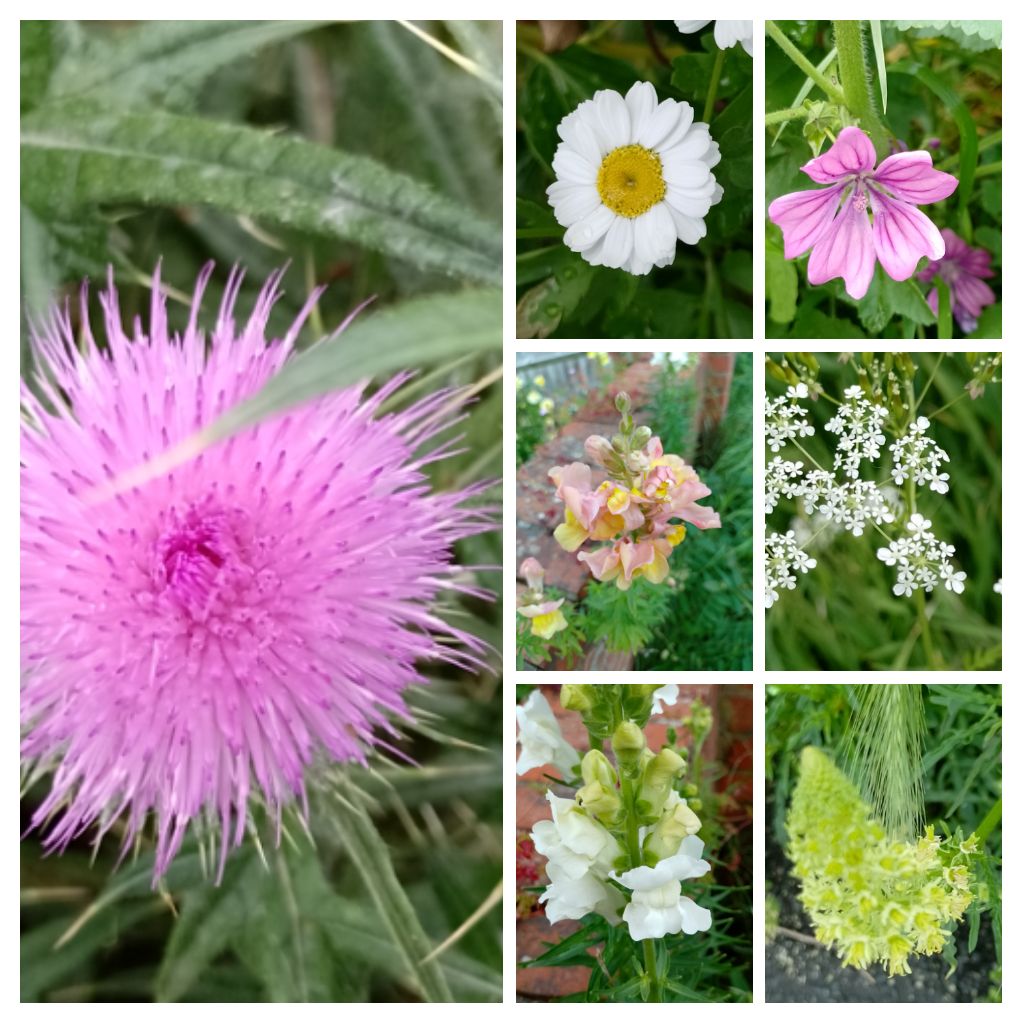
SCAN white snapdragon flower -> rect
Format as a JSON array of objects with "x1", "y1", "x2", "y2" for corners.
[
  {"x1": 541, "y1": 860, "x2": 624, "y2": 924},
  {"x1": 531, "y1": 792, "x2": 622, "y2": 880},
  {"x1": 675, "y1": 19, "x2": 754, "y2": 57},
  {"x1": 546, "y1": 81, "x2": 723, "y2": 276},
  {"x1": 516, "y1": 690, "x2": 579, "y2": 777},
  {"x1": 611, "y1": 835, "x2": 713, "y2": 940},
  {"x1": 650, "y1": 683, "x2": 680, "y2": 715}
]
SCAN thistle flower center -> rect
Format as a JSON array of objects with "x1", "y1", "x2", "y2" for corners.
[
  {"x1": 596, "y1": 144, "x2": 666, "y2": 218},
  {"x1": 152, "y1": 502, "x2": 269, "y2": 624}
]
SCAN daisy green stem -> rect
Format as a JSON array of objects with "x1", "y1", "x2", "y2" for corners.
[
  {"x1": 833, "y1": 21, "x2": 889, "y2": 159},
  {"x1": 765, "y1": 106, "x2": 808, "y2": 126},
  {"x1": 702, "y1": 49, "x2": 726, "y2": 123},
  {"x1": 766, "y1": 21, "x2": 846, "y2": 106},
  {"x1": 975, "y1": 796, "x2": 1002, "y2": 844}
]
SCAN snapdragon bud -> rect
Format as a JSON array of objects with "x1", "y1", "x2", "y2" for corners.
[
  {"x1": 560, "y1": 683, "x2": 596, "y2": 715},
  {"x1": 645, "y1": 795, "x2": 702, "y2": 860},
  {"x1": 638, "y1": 747, "x2": 686, "y2": 818},
  {"x1": 611, "y1": 721, "x2": 646, "y2": 777},
  {"x1": 611, "y1": 434, "x2": 628, "y2": 454},
  {"x1": 581, "y1": 748, "x2": 616, "y2": 789},
  {"x1": 623, "y1": 450, "x2": 649, "y2": 474},
  {"x1": 614, "y1": 391, "x2": 631, "y2": 415},
  {"x1": 576, "y1": 780, "x2": 623, "y2": 825},
  {"x1": 633, "y1": 425, "x2": 652, "y2": 447},
  {"x1": 584, "y1": 434, "x2": 616, "y2": 469},
  {"x1": 620, "y1": 684, "x2": 661, "y2": 726}
]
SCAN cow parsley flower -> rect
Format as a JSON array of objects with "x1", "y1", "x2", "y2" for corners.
[
  {"x1": 768, "y1": 126, "x2": 958, "y2": 299},
  {"x1": 765, "y1": 456, "x2": 806, "y2": 514},
  {"x1": 675, "y1": 19, "x2": 754, "y2": 57},
  {"x1": 547, "y1": 81, "x2": 723, "y2": 276},
  {"x1": 802, "y1": 472, "x2": 895, "y2": 537},
  {"x1": 824, "y1": 385, "x2": 887, "y2": 478},
  {"x1": 21, "y1": 267, "x2": 495, "y2": 881},
  {"x1": 876, "y1": 514, "x2": 963, "y2": 598},
  {"x1": 889, "y1": 416, "x2": 950, "y2": 494},
  {"x1": 765, "y1": 531, "x2": 816, "y2": 608},
  {"x1": 765, "y1": 383, "x2": 815, "y2": 453}
]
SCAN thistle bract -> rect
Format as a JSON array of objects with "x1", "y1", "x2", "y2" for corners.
[{"x1": 21, "y1": 266, "x2": 494, "y2": 881}]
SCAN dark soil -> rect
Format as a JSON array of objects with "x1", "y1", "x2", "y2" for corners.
[{"x1": 766, "y1": 801, "x2": 998, "y2": 1003}]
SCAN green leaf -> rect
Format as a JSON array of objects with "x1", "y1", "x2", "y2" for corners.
[
  {"x1": 765, "y1": 239, "x2": 797, "y2": 324},
  {"x1": 516, "y1": 256, "x2": 594, "y2": 338},
  {"x1": 971, "y1": 302, "x2": 1002, "y2": 338},
  {"x1": 790, "y1": 306, "x2": 866, "y2": 339},
  {"x1": 857, "y1": 272, "x2": 936, "y2": 334},
  {"x1": 329, "y1": 781, "x2": 453, "y2": 1002},
  {"x1": 936, "y1": 278, "x2": 952, "y2": 340},
  {"x1": 202, "y1": 287, "x2": 500, "y2": 444},
  {"x1": 20, "y1": 100, "x2": 501, "y2": 285},
  {"x1": 20, "y1": 21, "x2": 58, "y2": 113},
  {"x1": 50, "y1": 21, "x2": 329, "y2": 110}
]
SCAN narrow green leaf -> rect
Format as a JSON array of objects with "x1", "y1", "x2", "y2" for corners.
[
  {"x1": 330, "y1": 781, "x2": 454, "y2": 1002},
  {"x1": 889, "y1": 63, "x2": 978, "y2": 220},
  {"x1": 20, "y1": 101, "x2": 501, "y2": 285},
  {"x1": 197, "y1": 288, "x2": 499, "y2": 447},
  {"x1": 50, "y1": 21, "x2": 331, "y2": 109},
  {"x1": 869, "y1": 21, "x2": 887, "y2": 114}
]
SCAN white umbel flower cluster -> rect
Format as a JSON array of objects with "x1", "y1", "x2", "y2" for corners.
[
  {"x1": 877, "y1": 514, "x2": 965, "y2": 597},
  {"x1": 824, "y1": 385, "x2": 887, "y2": 478},
  {"x1": 765, "y1": 530, "x2": 816, "y2": 608},
  {"x1": 764, "y1": 377, "x2": 967, "y2": 605},
  {"x1": 890, "y1": 416, "x2": 951, "y2": 494},
  {"x1": 765, "y1": 384, "x2": 815, "y2": 452},
  {"x1": 547, "y1": 81, "x2": 724, "y2": 276}
]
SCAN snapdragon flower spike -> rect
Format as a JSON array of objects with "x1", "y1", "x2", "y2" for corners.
[
  {"x1": 21, "y1": 266, "x2": 495, "y2": 882},
  {"x1": 769, "y1": 126, "x2": 958, "y2": 299},
  {"x1": 917, "y1": 228, "x2": 997, "y2": 333}
]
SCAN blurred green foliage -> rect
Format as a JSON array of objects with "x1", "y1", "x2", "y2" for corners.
[
  {"x1": 766, "y1": 20, "x2": 1001, "y2": 339},
  {"x1": 516, "y1": 21, "x2": 753, "y2": 339},
  {"x1": 766, "y1": 352, "x2": 1001, "y2": 671},
  {"x1": 20, "y1": 20, "x2": 501, "y2": 1003},
  {"x1": 638, "y1": 354, "x2": 753, "y2": 670}
]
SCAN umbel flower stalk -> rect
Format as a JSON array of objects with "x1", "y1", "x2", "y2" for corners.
[{"x1": 21, "y1": 266, "x2": 496, "y2": 881}]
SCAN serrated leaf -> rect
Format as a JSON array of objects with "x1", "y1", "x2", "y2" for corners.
[
  {"x1": 20, "y1": 101, "x2": 501, "y2": 285},
  {"x1": 50, "y1": 21, "x2": 330, "y2": 110}
]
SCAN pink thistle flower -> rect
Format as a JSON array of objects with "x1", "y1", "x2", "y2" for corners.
[
  {"x1": 21, "y1": 266, "x2": 495, "y2": 882},
  {"x1": 768, "y1": 126, "x2": 958, "y2": 299},
  {"x1": 917, "y1": 228, "x2": 997, "y2": 333}
]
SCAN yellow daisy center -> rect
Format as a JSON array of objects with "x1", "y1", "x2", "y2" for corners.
[{"x1": 596, "y1": 144, "x2": 666, "y2": 218}]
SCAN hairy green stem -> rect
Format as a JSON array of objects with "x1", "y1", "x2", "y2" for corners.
[
  {"x1": 702, "y1": 48, "x2": 726, "y2": 123},
  {"x1": 833, "y1": 20, "x2": 888, "y2": 158},
  {"x1": 765, "y1": 106, "x2": 807, "y2": 126},
  {"x1": 766, "y1": 21, "x2": 845, "y2": 104}
]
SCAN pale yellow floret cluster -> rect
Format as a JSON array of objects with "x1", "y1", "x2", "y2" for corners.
[{"x1": 787, "y1": 746, "x2": 977, "y2": 977}]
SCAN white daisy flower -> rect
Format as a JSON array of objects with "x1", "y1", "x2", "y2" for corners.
[
  {"x1": 546, "y1": 81, "x2": 724, "y2": 276},
  {"x1": 675, "y1": 20, "x2": 754, "y2": 57}
]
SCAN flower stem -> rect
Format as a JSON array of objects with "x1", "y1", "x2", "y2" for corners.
[
  {"x1": 766, "y1": 21, "x2": 845, "y2": 105},
  {"x1": 643, "y1": 939, "x2": 662, "y2": 1001},
  {"x1": 702, "y1": 48, "x2": 726, "y2": 123},
  {"x1": 833, "y1": 20, "x2": 888, "y2": 158},
  {"x1": 765, "y1": 106, "x2": 807, "y2": 126},
  {"x1": 914, "y1": 586, "x2": 938, "y2": 669}
]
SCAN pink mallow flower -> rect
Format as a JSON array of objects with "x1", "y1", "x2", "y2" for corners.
[
  {"x1": 21, "y1": 266, "x2": 496, "y2": 882},
  {"x1": 917, "y1": 228, "x2": 996, "y2": 333},
  {"x1": 768, "y1": 126, "x2": 958, "y2": 300}
]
